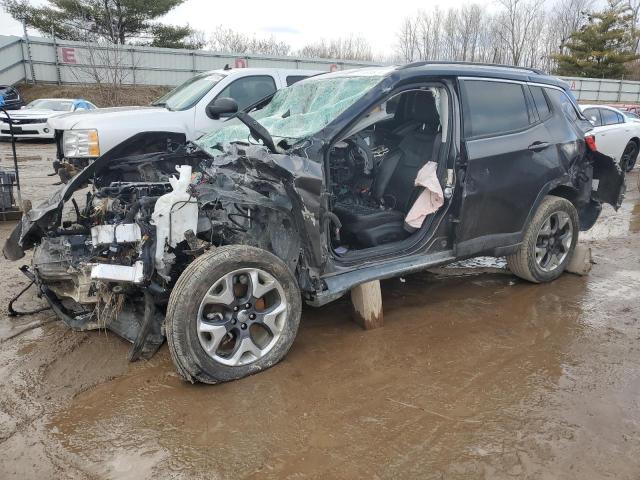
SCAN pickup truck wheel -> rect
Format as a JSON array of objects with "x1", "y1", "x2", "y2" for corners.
[
  {"x1": 621, "y1": 140, "x2": 639, "y2": 172},
  {"x1": 166, "y1": 245, "x2": 301, "y2": 384},
  {"x1": 507, "y1": 196, "x2": 578, "y2": 283}
]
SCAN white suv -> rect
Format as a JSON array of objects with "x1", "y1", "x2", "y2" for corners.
[{"x1": 48, "y1": 67, "x2": 320, "y2": 176}]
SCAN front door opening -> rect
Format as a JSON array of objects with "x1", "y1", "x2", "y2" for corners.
[{"x1": 328, "y1": 85, "x2": 450, "y2": 256}]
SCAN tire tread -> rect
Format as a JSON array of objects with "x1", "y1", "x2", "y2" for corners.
[
  {"x1": 166, "y1": 245, "x2": 301, "y2": 384},
  {"x1": 506, "y1": 195, "x2": 578, "y2": 283}
]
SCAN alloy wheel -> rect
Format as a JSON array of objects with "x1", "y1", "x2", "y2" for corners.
[
  {"x1": 534, "y1": 211, "x2": 574, "y2": 272},
  {"x1": 197, "y1": 268, "x2": 288, "y2": 366}
]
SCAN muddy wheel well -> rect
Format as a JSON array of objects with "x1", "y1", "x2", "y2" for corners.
[
  {"x1": 547, "y1": 185, "x2": 599, "y2": 230},
  {"x1": 548, "y1": 185, "x2": 579, "y2": 206}
]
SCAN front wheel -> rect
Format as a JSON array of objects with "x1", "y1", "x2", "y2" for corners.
[
  {"x1": 507, "y1": 195, "x2": 578, "y2": 283},
  {"x1": 166, "y1": 245, "x2": 302, "y2": 384}
]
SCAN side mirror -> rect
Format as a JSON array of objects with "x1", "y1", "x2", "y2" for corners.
[{"x1": 206, "y1": 97, "x2": 238, "y2": 120}]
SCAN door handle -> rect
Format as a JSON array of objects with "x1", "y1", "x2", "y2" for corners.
[{"x1": 528, "y1": 141, "x2": 550, "y2": 151}]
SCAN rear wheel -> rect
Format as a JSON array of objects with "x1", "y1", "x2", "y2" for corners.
[
  {"x1": 507, "y1": 196, "x2": 578, "y2": 283},
  {"x1": 166, "y1": 245, "x2": 302, "y2": 384},
  {"x1": 621, "y1": 140, "x2": 639, "y2": 172}
]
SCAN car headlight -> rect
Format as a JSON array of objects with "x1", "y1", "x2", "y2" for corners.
[{"x1": 63, "y1": 129, "x2": 100, "y2": 158}]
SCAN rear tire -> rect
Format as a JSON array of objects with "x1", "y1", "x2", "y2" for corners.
[
  {"x1": 507, "y1": 195, "x2": 578, "y2": 283},
  {"x1": 621, "y1": 140, "x2": 639, "y2": 172},
  {"x1": 166, "y1": 245, "x2": 302, "y2": 384}
]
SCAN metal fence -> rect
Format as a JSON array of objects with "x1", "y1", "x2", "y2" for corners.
[
  {"x1": 0, "y1": 35, "x2": 377, "y2": 87},
  {"x1": 3, "y1": 34, "x2": 640, "y2": 104},
  {"x1": 560, "y1": 76, "x2": 640, "y2": 104}
]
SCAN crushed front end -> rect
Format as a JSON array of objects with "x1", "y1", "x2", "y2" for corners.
[{"x1": 3, "y1": 139, "x2": 322, "y2": 361}]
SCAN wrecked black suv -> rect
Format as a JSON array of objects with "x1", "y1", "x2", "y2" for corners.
[{"x1": 3, "y1": 64, "x2": 625, "y2": 383}]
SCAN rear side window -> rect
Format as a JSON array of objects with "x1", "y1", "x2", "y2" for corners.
[
  {"x1": 545, "y1": 88, "x2": 580, "y2": 123},
  {"x1": 286, "y1": 75, "x2": 308, "y2": 86},
  {"x1": 461, "y1": 80, "x2": 530, "y2": 138},
  {"x1": 600, "y1": 108, "x2": 623, "y2": 125},
  {"x1": 583, "y1": 108, "x2": 602, "y2": 126},
  {"x1": 530, "y1": 86, "x2": 551, "y2": 119}
]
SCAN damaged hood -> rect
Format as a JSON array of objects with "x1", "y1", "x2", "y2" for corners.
[
  {"x1": 2, "y1": 138, "x2": 323, "y2": 262},
  {"x1": 3, "y1": 162, "x2": 93, "y2": 260},
  {"x1": 3, "y1": 132, "x2": 183, "y2": 260}
]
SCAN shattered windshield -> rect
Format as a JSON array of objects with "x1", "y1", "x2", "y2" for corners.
[
  {"x1": 152, "y1": 72, "x2": 226, "y2": 111},
  {"x1": 195, "y1": 73, "x2": 384, "y2": 153}
]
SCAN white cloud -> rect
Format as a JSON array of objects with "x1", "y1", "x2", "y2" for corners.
[
  {"x1": 164, "y1": 0, "x2": 470, "y2": 55},
  {"x1": 1, "y1": 0, "x2": 476, "y2": 56}
]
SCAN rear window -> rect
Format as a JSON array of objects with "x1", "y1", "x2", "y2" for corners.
[
  {"x1": 600, "y1": 108, "x2": 623, "y2": 125},
  {"x1": 462, "y1": 80, "x2": 530, "y2": 138},
  {"x1": 530, "y1": 86, "x2": 551, "y2": 119},
  {"x1": 286, "y1": 75, "x2": 308, "y2": 86},
  {"x1": 545, "y1": 88, "x2": 580, "y2": 123}
]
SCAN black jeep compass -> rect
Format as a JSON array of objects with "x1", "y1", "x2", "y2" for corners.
[{"x1": 3, "y1": 62, "x2": 625, "y2": 383}]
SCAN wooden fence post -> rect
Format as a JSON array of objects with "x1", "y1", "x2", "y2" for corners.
[{"x1": 350, "y1": 280, "x2": 384, "y2": 330}]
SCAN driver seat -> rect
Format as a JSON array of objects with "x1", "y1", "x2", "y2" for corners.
[{"x1": 334, "y1": 91, "x2": 441, "y2": 248}]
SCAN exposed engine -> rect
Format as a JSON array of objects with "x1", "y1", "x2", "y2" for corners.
[{"x1": 22, "y1": 145, "x2": 309, "y2": 359}]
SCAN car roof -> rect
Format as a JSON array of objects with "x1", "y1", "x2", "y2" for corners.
[
  {"x1": 200, "y1": 67, "x2": 323, "y2": 77},
  {"x1": 580, "y1": 104, "x2": 624, "y2": 113},
  {"x1": 396, "y1": 62, "x2": 569, "y2": 89},
  {"x1": 307, "y1": 62, "x2": 570, "y2": 90}
]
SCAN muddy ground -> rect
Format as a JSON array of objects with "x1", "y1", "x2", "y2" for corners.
[{"x1": 0, "y1": 141, "x2": 639, "y2": 479}]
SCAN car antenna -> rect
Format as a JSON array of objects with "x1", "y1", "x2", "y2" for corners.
[{"x1": 223, "y1": 64, "x2": 232, "y2": 71}]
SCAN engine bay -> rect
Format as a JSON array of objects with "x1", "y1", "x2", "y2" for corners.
[{"x1": 16, "y1": 143, "x2": 309, "y2": 359}]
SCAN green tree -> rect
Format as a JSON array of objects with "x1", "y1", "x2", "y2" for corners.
[
  {"x1": 553, "y1": 0, "x2": 639, "y2": 78},
  {"x1": 1, "y1": 0, "x2": 192, "y2": 46},
  {"x1": 148, "y1": 24, "x2": 205, "y2": 50}
]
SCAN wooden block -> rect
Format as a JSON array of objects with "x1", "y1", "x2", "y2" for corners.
[
  {"x1": 350, "y1": 280, "x2": 383, "y2": 330},
  {"x1": 566, "y1": 244, "x2": 592, "y2": 276}
]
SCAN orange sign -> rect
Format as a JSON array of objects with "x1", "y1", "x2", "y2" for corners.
[{"x1": 234, "y1": 58, "x2": 247, "y2": 68}]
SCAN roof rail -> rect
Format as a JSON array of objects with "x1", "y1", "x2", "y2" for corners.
[{"x1": 400, "y1": 61, "x2": 545, "y2": 75}]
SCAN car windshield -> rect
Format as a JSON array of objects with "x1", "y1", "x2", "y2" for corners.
[
  {"x1": 152, "y1": 72, "x2": 226, "y2": 111},
  {"x1": 26, "y1": 99, "x2": 73, "y2": 111},
  {"x1": 195, "y1": 73, "x2": 384, "y2": 153}
]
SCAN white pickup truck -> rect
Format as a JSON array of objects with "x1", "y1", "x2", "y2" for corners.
[{"x1": 48, "y1": 67, "x2": 320, "y2": 176}]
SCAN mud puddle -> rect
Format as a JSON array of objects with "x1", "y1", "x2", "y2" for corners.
[{"x1": 1, "y1": 143, "x2": 639, "y2": 479}]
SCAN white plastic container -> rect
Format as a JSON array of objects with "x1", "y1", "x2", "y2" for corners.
[
  {"x1": 151, "y1": 165, "x2": 199, "y2": 275},
  {"x1": 91, "y1": 223, "x2": 141, "y2": 246}
]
